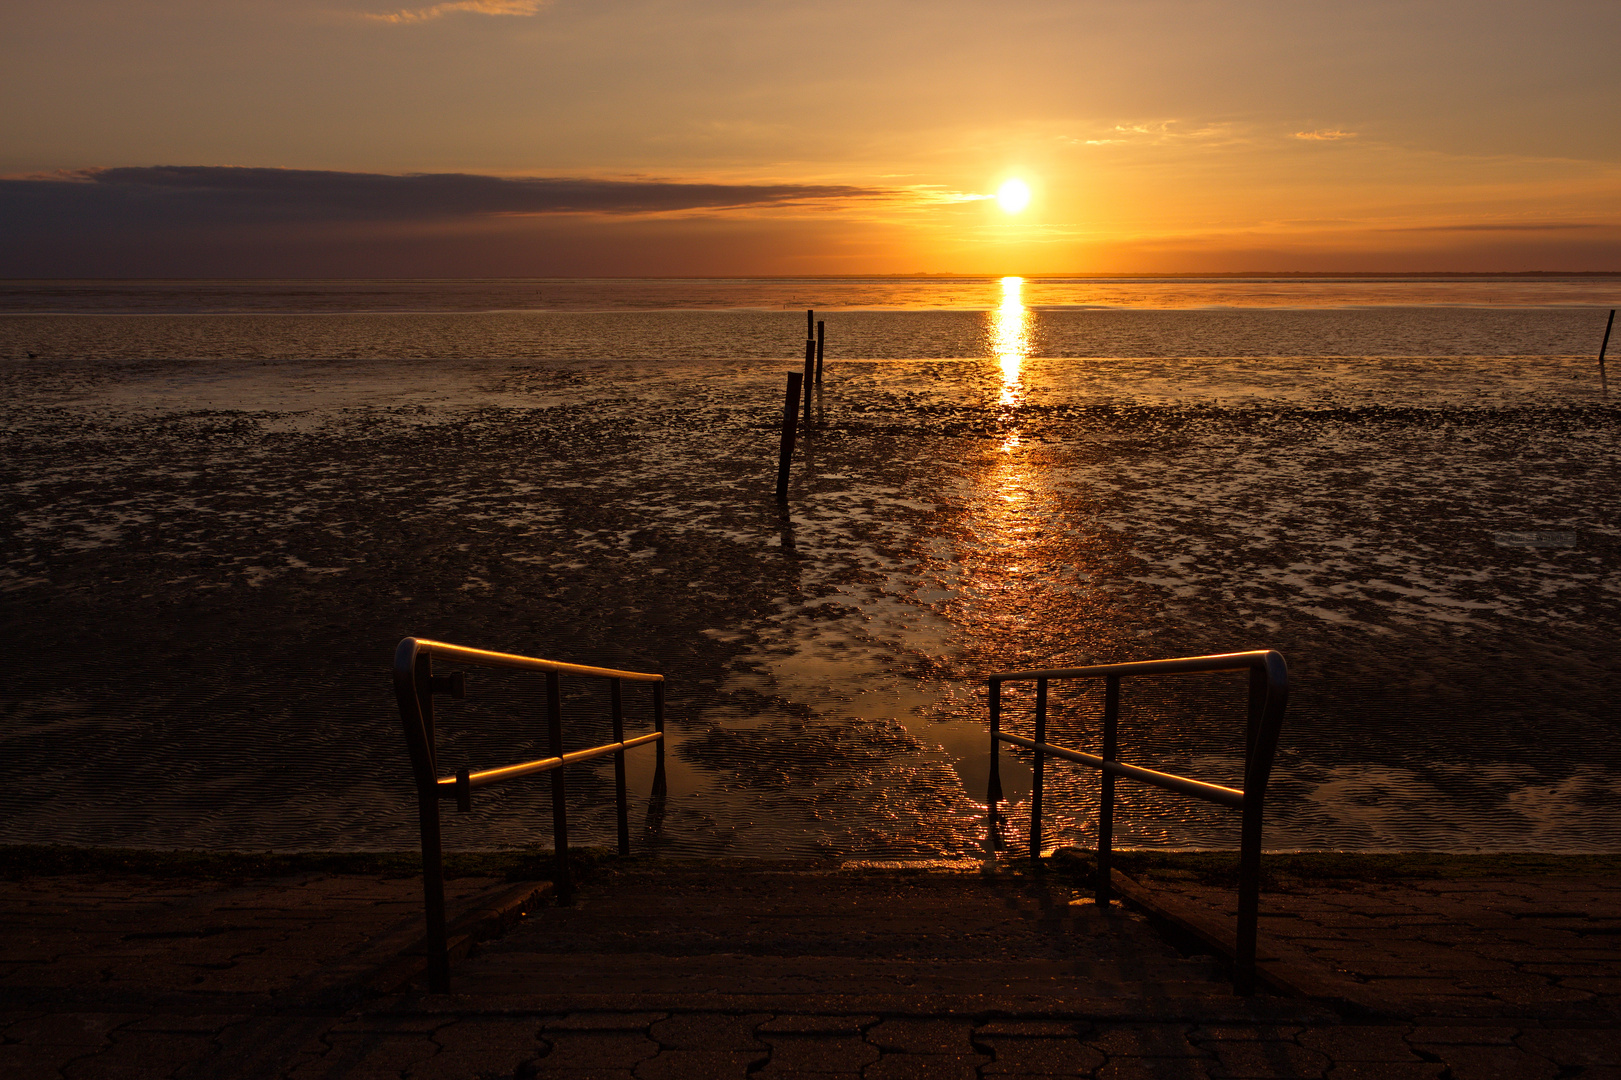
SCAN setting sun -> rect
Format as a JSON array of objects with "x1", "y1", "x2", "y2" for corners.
[{"x1": 996, "y1": 178, "x2": 1030, "y2": 214}]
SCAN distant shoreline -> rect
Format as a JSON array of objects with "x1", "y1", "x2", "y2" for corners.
[{"x1": 2, "y1": 271, "x2": 1620, "y2": 283}]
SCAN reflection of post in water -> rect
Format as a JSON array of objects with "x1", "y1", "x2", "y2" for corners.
[
  {"x1": 644, "y1": 684, "x2": 668, "y2": 843},
  {"x1": 643, "y1": 756, "x2": 668, "y2": 842},
  {"x1": 777, "y1": 506, "x2": 797, "y2": 554}
]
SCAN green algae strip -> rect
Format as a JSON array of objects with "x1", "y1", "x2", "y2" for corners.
[{"x1": 3, "y1": 844, "x2": 1618, "y2": 884}]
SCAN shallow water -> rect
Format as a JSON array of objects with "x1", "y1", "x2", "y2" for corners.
[{"x1": 1, "y1": 279, "x2": 1618, "y2": 856}]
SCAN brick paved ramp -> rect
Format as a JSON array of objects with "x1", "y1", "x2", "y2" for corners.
[{"x1": 3, "y1": 866, "x2": 1620, "y2": 1079}]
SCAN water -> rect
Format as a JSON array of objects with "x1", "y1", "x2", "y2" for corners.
[{"x1": 2, "y1": 277, "x2": 1618, "y2": 856}]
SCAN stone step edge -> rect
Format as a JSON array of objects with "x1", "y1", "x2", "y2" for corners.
[
  {"x1": 369, "y1": 990, "x2": 1332, "y2": 1024},
  {"x1": 367, "y1": 880, "x2": 554, "y2": 996}
]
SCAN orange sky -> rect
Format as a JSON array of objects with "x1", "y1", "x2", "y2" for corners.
[{"x1": 2, "y1": 0, "x2": 1618, "y2": 275}]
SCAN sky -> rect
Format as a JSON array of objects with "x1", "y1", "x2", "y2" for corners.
[{"x1": 2, "y1": 0, "x2": 1619, "y2": 276}]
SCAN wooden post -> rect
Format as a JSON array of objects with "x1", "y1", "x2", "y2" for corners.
[
  {"x1": 806, "y1": 308, "x2": 814, "y2": 339},
  {"x1": 815, "y1": 320, "x2": 825, "y2": 383},
  {"x1": 776, "y1": 371, "x2": 801, "y2": 501},
  {"x1": 803, "y1": 338, "x2": 815, "y2": 422},
  {"x1": 1601, "y1": 309, "x2": 1614, "y2": 394}
]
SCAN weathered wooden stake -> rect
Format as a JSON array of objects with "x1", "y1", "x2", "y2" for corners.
[
  {"x1": 1600, "y1": 308, "x2": 1614, "y2": 394},
  {"x1": 803, "y1": 338, "x2": 815, "y2": 422},
  {"x1": 815, "y1": 320, "x2": 825, "y2": 383},
  {"x1": 806, "y1": 308, "x2": 814, "y2": 338},
  {"x1": 776, "y1": 371, "x2": 801, "y2": 501}
]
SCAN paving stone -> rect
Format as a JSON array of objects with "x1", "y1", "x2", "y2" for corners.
[
  {"x1": 285, "y1": 1033, "x2": 442, "y2": 1080},
  {"x1": 410, "y1": 1048, "x2": 545, "y2": 1080},
  {"x1": 634, "y1": 1049, "x2": 769, "y2": 1079},
  {"x1": 1297, "y1": 1027, "x2": 1421, "y2": 1062},
  {"x1": 647, "y1": 1012, "x2": 770, "y2": 1050},
  {"x1": 124, "y1": 1013, "x2": 249, "y2": 1034},
  {"x1": 433, "y1": 1018, "x2": 549, "y2": 1055},
  {"x1": 545, "y1": 1014, "x2": 668, "y2": 1032},
  {"x1": 756, "y1": 1034, "x2": 880, "y2": 1072},
  {"x1": 1205, "y1": 1042, "x2": 1330, "y2": 1079},
  {"x1": 541, "y1": 1032, "x2": 661, "y2": 1070},
  {"x1": 0, "y1": 1042, "x2": 91, "y2": 1080},
  {"x1": 329, "y1": 1015, "x2": 448, "y2": 1034},
  {"x1": 866, "y1": 1019, "x2": 978, "y2": 1055},
  {"x1": 62, "y1": 1031, "x2": 219, "y2": 1080},
  {"x1": 1324, "y1": 1066, "x2": 1446, "y2": 1080},
  {"x1": 976, "y1": 1021, "x2": 1085, "y2": 1038},
  {"x1": 1514, "y1": 1027, "x2": 1621, "y2": 1067},
  {"x1": 863, "y1": 1053, "x2": 986, "y2": 1079},
  {"x1": 758, "y1": 1015, "x2": 877, "y2": 1035},
  {"x1": 5, "y1": 1012, "x2": 140, "y2": 1046},
  {"x1": 1089, "y1": 1025, "x2": 1203, "y2": 1058},
  {"x1": 1097, "y1": 1058, "x2": 1214, "y2": 1080},
  {"x1": 1406, "y1": 1026, "x2": 1519, "y2": 1045},
  {"x1": 1415, "y1": 1045, "x2": 1558, "y2": 1080},
  {"x1": 1190, "y1": 1027, "x2": 1305, "y2": 1044},
  {"x1": 978, "y1": 1036, "x2": 1105, "y2": 1075}
]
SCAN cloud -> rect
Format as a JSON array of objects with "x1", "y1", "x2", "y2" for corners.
[
  {"x1": 1293, "y1": 129, "x2": 1357, "y2": 141},
  {"x1": 361, "y1": 0, "x2": 548, "y2": 24},
  {"x1": 1070, "y1": 121, "x2": 1248, "y2": 148},
  {"x1": 1383, "y1": 221, "x2": 1606, "y2": 232},
  {"x1": 0, "y1": 166, "x2": 891, "y2": 227}
]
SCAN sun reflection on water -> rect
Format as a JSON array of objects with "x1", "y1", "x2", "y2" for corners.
[{"x1": 991, "y1": 276, "x2": 1031, "y2": 407}]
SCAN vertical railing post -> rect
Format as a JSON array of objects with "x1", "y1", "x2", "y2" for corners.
[
  {"x1": 1097, "y1": 674, "x2": 1120, "y2": 906},
  {"x1": 653, "y1": 682, "x2": 665, "y2": 766},
  {"x1": 411, "y1": 650, "x2": 450, "y2": 993},
  {"x1": 1029, "y1": 677, "x2": 1047, "y2": 865},
  {"x1": 776, "y1": 372, "x2": 801, "y2": 501},
  {"x1": 803, "y1": 338, "x2": 815, "y2": 423},
  {"x1": 547, "y1": 671, "x2": 572, "y2": 899},
  {"x1": 611, "y1": 678, "x2": 629, "y2": 856},
  {"x1": 986, "y1": 679, "x2": 1003, "y2": 854},
  {"x1": 1235, "y1": 663, "x2": 1268, "y2": 994}
]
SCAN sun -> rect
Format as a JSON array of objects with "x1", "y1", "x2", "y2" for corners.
[{"x1": 997, "y1": 178, "x2": 1030, "y2": 214}]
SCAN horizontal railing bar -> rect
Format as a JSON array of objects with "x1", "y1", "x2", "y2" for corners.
[
  {"x1": 412, "y1": 638, "x2": 664, "y2": 683},
  {"x1": 996, "y1": 732, "x2": 1246, "y2": 809},
  {"x1": 436, "y1": 732, "x2": 664, "y2": 793},
  {"x1": 987, "y1": 650, "x2": 1275, "y2": 685}
]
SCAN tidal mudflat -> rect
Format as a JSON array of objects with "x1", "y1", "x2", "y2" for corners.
[{"x1": 2, "y1": 304, "x2": 1617, "y2": 857}]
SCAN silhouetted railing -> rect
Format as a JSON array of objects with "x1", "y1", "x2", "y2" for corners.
[
  {"x1": 394, "y1": 637, "x2": 665, "y2": 993},
  {"x1": 986, "y1": 650, "x2": 1289, "y2": 994}
]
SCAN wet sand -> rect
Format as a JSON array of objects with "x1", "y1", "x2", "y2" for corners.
[{"x1": 2, "y1": 345, "x2": 1618, "y2": 855}]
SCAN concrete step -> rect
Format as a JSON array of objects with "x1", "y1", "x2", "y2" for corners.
[{"x1": 434, "y1": 866, "x2": 1268, "y2": 1014}]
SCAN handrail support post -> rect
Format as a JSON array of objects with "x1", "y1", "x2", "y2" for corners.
[
  {"x1": 1097, "y1": 674, "x2": 1120, "y2": 906},
  {"x1": 611, "y1": 679, "x2": 629, "y2": 856},
  {"x1": 546, "y1": 671, "x2": 572, "y2": 900},
  {"x1": 1029, "y1": 677, "x2": 1047, "y2": 866}
]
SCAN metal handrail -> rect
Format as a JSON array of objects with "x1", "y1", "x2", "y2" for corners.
[
  {"x1": 394, "y1": 636, "x2": 665, "y2": 993},
  {"x1": 986, "y1": 649, "x2": 1289, "y2": 994}
]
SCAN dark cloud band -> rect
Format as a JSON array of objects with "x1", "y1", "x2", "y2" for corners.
[{"x1": 1, "y1": 165, "x2": 890, "y2": 229}]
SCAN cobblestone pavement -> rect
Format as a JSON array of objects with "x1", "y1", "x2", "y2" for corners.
[{"x1": 3, "y1": 869, "x2": 1619, "y2": 1079}]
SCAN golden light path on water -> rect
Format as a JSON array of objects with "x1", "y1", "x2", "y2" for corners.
[{"x1": 992, "y1": 275, "x2": 1032, "y2": 407}]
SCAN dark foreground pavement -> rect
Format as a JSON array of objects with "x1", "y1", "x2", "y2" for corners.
[{"x1": 4, "y1": 863, "x2": 1619, "y2": 1079}]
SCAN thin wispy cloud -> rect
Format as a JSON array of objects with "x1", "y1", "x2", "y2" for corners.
[
  {"x1": 362, "y1": 0, "x2": 548, "y2": 25},
  {"x1": 1294, "y1": 129, "x2": 1357, "y2": 141},
  {"x1": 1385, "y1": 222, "x2": 1605, "y2": 233},
  {"x1": 1070, "y1": 121, "x2": 1246, "y2": 147}
]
